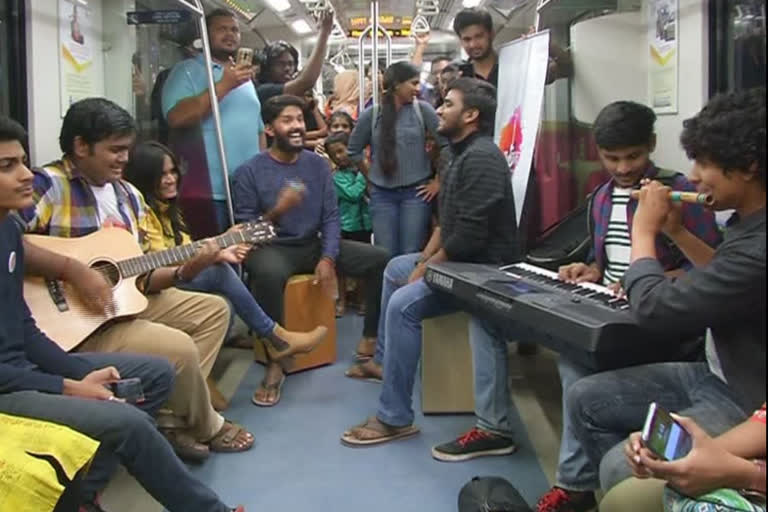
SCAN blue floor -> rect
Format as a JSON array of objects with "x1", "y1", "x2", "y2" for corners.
[{"x1": 190, "y1": 314, "x2": 550, "y2": 511}]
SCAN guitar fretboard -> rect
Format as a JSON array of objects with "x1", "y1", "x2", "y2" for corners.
[{"x1": 117, "y1": 231, "x2": 248, "y2": 277}]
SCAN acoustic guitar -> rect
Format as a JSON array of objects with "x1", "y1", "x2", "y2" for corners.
[{"x1": 24, "y1": 221, "x2": 276, "y2": 352}]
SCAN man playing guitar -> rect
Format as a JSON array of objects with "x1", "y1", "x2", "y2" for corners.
[{"x1": 16, "y1": 98, "x2": 254, "y2": 462}]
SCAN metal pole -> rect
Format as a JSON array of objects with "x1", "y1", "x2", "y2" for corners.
[
  {"x1": 175, "y1": 0, "x2": 204, "y2": 15},
  {"x1": 357, "y1": 26, "x2": 373, "y2": 113},
  {"x1": 379, "y1": 25, "x2": 392, "y2": 67},
  {"x1": 193, "y1": 0, "x2": 236, "y2": 228},
  {"x1": 371, "y1": 1, "x2": 379, "y2": 106}
]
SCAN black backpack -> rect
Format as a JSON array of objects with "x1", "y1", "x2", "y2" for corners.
[
  {"x1": 525, "y1": 169, "x2": 683, "y2": 272},
  {"x1": 458, "y1": 477, "x2": 533, "y2": 512}
]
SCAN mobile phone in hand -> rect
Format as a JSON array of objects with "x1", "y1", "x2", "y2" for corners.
[
  {"x1": 110, "y1": 378, "x2": 145, "y2": 404},
  {"x1": 641, "y1": 402, "x2": 692, "y2": 461},
  {"x1": 236, "y1": 47, "x2": 253, "y2": 67}
]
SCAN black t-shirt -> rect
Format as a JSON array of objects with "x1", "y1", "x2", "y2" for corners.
[
  {"x1": 304, "y1": 108, "x2": 319, "y2": 132},
  {"x1": 257, "y1": 82, "x2": 285, "y2": 110},
  {"x1": 473, "y1": 60, "x2": 498, "y2": 90}
]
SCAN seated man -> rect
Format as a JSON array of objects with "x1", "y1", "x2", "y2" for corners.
[
  {"x1": 340, "y1": 78, "x2": 520, "y2": 448},
  {"x1": 603, "y1": 404, "x2": 766, "y2": 511},
  {"x1": 566, "y1": 88, "x2": 766, "y2": 498},
  {"x1": 16, "y1": 98, "x2": 254, "y2": 461},
  {"x1": 233, "y1": 94, "x2": 390, "y2": 407},
  {"x1": 536, "y1": 101, "x2": 721, "y2": 510},
  {"x1": 0, "y1": 114, "x2": 245, "y2": 512}
]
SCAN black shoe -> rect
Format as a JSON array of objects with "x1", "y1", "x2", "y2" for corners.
[
  {"x1": 517, "y1": 342, "x2": 539, "y2": 356},
  {"x1": 79, "y1": 503, "x2": 108, "y2": 512},
  {"x1": 431, "y1": 427, "x2": 517, "y2": 462},
  {"x1": 536, "y1": 487, "x2": 597, "y2": 512}
]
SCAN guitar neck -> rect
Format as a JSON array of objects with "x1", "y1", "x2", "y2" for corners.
[{"x1": 118, "y1": 231, "x2": 246, "y2": 277}]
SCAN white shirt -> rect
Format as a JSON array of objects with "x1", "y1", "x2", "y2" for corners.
[
  {"x1": 89, "y1": 184, "x2": 137, "y2": 240},
  {"x1": 603, "y1": 187, "x2": 632, "y2": 285}
]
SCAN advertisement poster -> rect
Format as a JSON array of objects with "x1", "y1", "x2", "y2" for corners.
[
  {"x1": 649, "y1": 0, "x2": 678, "y2": 114},
  {"x1": 59, "y1": 0, "x2": 94, "y2": 117},
  {"x1": 494, "y1": 30, "x2": 550, "y2": 226}
]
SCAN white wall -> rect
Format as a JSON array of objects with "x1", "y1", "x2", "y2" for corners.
[
  {"x1": 570, "y1": 0, "x2": 709, "y2": 173},
  {"x1": 25, "y1": 0, "x2": 144, "y2": 164},
  {"x1": 26, "y1": 0, "x2": 105, "y2": 163},
  {"x1": 652, "y1": 0, "x2": 708, "y2": 173}
]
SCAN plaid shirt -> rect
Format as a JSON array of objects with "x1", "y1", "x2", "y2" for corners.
[
  {"x1": 17, "y1": 158, "x2": 146, "y2": 239},
  {"x1": 588, "y1": 165, "x2": 722, "y2": 274}
]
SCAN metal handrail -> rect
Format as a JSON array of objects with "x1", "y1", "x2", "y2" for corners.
[
  {"x1": 356, "y1": 1, "x2": 392, "y2": 112},
  {"x1": 173, "y1": 0, "x2": 235, "y2": 227}
]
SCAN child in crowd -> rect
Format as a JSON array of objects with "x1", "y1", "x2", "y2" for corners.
[{"x1": 324, "y1": 131, "x2": 372, "y2": 318}]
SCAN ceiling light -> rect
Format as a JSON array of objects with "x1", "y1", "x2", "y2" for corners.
[
  {"x1": 266, "y1": 0, "x2": 292, "y2": 13},
  {"x1": 462, "y1": 0, "x2": 482, "y2": 7},
  {"x1": 291, "y1": 19, "x2": 313, "y2": 34}
]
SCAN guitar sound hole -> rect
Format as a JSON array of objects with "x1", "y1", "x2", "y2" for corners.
[{"x1": 91, "y1": 260, "x2": 121, "y2": 287}]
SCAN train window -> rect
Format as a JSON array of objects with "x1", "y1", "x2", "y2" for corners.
[
  {"x1": 710, "y1": 0, "x2": 766, "y2": 94},
  {"x1": 0, "y1": 0, "x2": 26, "y2": 125}
]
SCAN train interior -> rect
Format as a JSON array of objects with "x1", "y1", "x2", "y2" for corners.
[{"x1": 1, "y1": 0, "x2": 765, "y2": 510}]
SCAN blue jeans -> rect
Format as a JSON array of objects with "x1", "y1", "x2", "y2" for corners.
[
  {"x1": 567, "y1": 362, "x2": 749, "y2": 492},
  {"x1": 374, "y1": 254, "x2": 514, "y2": 436},
  {"x1": 467, "y1": 317, "x2": 517, "y2": 437},
  {"x1": 369, "y1": 184, "x2": 432, "y2": 257},
  {"x1": 556, "y1": 357, "x2": 597, "y2": 491},
  {"x1": 0, "y1": 353, "x2": 231, "y2": 512},
  {"x1": 178, "y1": 263, "x2": 276, "y2": 336}
]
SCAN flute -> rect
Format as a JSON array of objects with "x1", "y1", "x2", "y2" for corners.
[{"x1": 629, "y1": 190, "x2": 714, "y2": 206}]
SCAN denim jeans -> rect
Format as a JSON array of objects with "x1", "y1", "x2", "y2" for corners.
[
  {"x1": 369, "y1": 184, "x2": 432, "y2": 257},
  {"x1": 179, "y1": 262, "x2": 276, "y2": 336},
  {"x1": 566, "y1": 362, "x2": 749, "y2": 492},
  {"x1": 0, "y1": 353, "x2": 232, "y2": 512},
  {"x1": 374, "y1": 254, "x2": 514, "y2": 437},
  {"x1": 555, "y1": 357, "x2": 597, "y2": 491},
  {"x1": 467, "y1": 317, "x2": 516, "y2": 438}
]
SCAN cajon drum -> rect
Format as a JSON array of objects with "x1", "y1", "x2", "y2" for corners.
[
  {"x1": 253, "y1": 275, "x2": 337, "y2": 373},
  {"x1": 421, "y1": 312, "x2": 476, "y2": 414}
]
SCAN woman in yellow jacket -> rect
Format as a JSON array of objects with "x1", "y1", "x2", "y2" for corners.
[{"x1": 124, "y1": 142, "x2": 326, "y2": 406}]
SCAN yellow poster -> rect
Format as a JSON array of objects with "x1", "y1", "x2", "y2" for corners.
[
  {"x1": 59, "y1": 0, "x2": 94, "y2": 117},
  {"x1": 649, "y1": 0, "x2": 678, "y2": 114}
]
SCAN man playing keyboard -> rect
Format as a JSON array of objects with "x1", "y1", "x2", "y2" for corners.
[{"x1": 536, "y1": 102, "x2": 721, "y2": 511}]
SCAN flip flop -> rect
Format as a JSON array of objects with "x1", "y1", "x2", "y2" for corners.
[
  {"x1": 344, "y1": 362, "x2": 382, "y2": 383},
  {"x1": 251, "y1": 375, "x2": 286, "y2": 407},
  {"x1": 341, "y1": 417, "x2": 420, "y2": 447}
]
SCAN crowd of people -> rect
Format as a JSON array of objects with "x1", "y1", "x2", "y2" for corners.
[{"x1": 0, "y1": 5, "x2": 765, "y2": 512}]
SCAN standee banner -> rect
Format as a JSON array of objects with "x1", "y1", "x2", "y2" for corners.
[
  {"x1": 494, "y1": 30, "x2": 550, "y2": 226},
  {"x1": 59, "y1": 0, "x2": 94, "y2": 117},
  {"x1": 648, "y1": 0, "x2": 679, "y2": 114}
]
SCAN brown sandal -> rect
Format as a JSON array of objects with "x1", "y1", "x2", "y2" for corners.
[
  {"x1": 341, "y1": 417, "x2": 420, "y2": 447},
  {"x1": 345, "y1": 362, "x2": 382, "y2": 383},
  {"x1": 208, "y1": 421, "x2": 254, "y2": 453},
  {"x1": 161, "y1": 429, "x2": 210, "y2": 462}
]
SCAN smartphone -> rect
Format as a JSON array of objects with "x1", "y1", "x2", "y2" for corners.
[
  {"x1": 235, "y1": 47, "x2": 253, "y2": 67},
  {"x1": 458, "y1": 61, "x2": 475, "y2": 77},
  {"x1": 641, "y1": 402, "x2": 692, "y2": 461},
  {"x1": 110, "y1": 378, "x2": 145, "y2": 404}
]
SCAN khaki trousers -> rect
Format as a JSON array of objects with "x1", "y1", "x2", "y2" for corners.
[
  {"x1": 78, "y1": 287, "x2": 228, "y2": 440},
  {"x1": 600, "y1": 478, "x2": 666, "y2": 512}
]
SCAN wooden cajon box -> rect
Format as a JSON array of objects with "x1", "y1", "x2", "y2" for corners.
[
  {"x1": 421, "y1": 312, "x2": 476, "y2": 414},
  {"x1": 253, "y1": 275, "x2": 337, "y2": 373}
]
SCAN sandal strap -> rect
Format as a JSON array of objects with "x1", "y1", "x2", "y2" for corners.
[{"x1": 219, "y1": 422, "x2": 243, "y2": 444}]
